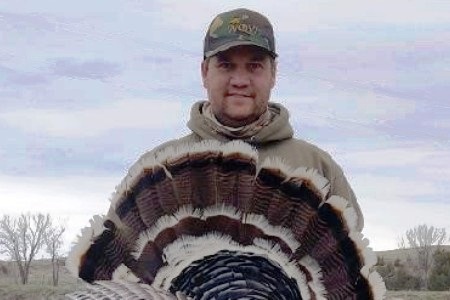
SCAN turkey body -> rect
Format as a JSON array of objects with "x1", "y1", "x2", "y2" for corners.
[{"x1": 67, "y1": 140, "x2": 385, "y2": 300}]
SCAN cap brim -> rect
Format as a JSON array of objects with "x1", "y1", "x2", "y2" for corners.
[{"x1": 204, "y1": 40, "x2": 277, "y2": 59}]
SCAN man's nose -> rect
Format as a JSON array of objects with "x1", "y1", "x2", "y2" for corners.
[{"x1": 229, "y1": 68, "x2": 250, "y2": 87}]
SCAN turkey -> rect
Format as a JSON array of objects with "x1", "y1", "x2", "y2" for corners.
[{"x1": 66, "y1": 140, "x2": 386, "y2": 299}]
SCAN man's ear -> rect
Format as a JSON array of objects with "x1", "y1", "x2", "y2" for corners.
[{"x1": 201, "y1": 59, "x2": 209, "y2": 88}]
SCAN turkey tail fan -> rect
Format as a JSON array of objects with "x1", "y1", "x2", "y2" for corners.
[{"x1": 67, "y1": 140, "x2": 386, "y2": 300}]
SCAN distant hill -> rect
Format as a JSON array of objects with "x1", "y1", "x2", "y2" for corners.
[
  {"x1": 1, "y1": 245, "x2": 449, "y2": 286},
  {"x1": 375, "y1": 245, "x2": 450, "y2": 265}
]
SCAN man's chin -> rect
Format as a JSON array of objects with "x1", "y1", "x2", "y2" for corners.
[{"x1": 222, "y1": 113, "x2": 256, "y2": 127}]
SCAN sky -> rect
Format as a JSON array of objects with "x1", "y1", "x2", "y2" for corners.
[{"x1": 0, "y1": 0, "x2": 449, "y2": 255}]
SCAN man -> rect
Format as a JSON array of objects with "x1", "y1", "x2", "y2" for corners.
[
  {"x1": 151, "y1": 8, "x2": 364, "y2": 231},
  {"x1": 67, "y1": 8, "x2": 381, "y2": 298}
]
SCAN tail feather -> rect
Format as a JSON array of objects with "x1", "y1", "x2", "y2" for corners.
[{"x1": 68, "y1": 140, "x2": 386, "y2": 299}]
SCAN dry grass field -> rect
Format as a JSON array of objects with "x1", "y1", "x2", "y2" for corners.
[
  {"x1": 0, "y1": 259, "x2": 81, "y2": 299},
  {"x1": 1, "y1": 284, "x2": 449, "y2": 299},
  {"x1": 1, "y1": 253, "x2": 449, "y2": 299},
  {"x1": 386, "y1": 291, "x2": 450, "y2": 300},
  {"x1": 1, "y1": 283, "x2": 450, "y2": 299}
]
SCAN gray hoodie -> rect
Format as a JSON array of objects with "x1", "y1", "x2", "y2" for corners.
[{"x1": 146, "y1": 101, "x2": 364, "y2": 231}]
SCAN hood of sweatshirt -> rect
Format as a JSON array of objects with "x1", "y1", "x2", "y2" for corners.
[{"x1": 187, "y1": 101, "x2": 294, "y2": 145}]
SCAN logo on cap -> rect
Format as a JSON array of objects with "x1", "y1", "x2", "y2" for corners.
[{"x1": 228, "y1": 15, "x2": 258, "y2": 36}]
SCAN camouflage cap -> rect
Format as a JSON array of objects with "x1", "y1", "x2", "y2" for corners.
[{"x1": 203, "y1": 8, "x2": 277, "y2": 59}]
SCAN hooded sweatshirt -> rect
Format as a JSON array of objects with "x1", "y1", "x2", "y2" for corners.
[{"x1": 136, "y1": 101, "x2": 364, "y2": 231}]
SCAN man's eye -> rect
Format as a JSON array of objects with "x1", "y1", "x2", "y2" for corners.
[
  {"x1": 248, "y1": 63, "x2": 263, "y2": 71},
  {"x1": 218, "y1": 62, "x2": 232, "y2": 69}
]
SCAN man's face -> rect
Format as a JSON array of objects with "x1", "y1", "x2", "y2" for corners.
[{"x1": 201, "y1": 45, "x2": 276, "y2": 127}]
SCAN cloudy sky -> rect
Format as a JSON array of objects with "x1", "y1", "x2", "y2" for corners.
[{"x1": 1, "y1": 0, "x2": 449, "y2": 254}]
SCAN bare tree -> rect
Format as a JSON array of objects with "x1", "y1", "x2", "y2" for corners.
[
  {"x1": 43, "y1": 221, "x2": 66, "y2": 286},
  {"x1": 400, "y1": 224, "x2": 447, "y2": 290},
  {"x1": 0, "y1": 213, "x2": 51, "y2": 284},
  {"x1": 397, "y1": 235, "x2": 407, "y2": 249}
]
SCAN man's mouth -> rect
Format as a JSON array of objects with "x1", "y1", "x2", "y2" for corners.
[{"x1": 226, "y1": 93, "x2": 252, "y2": 98}]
